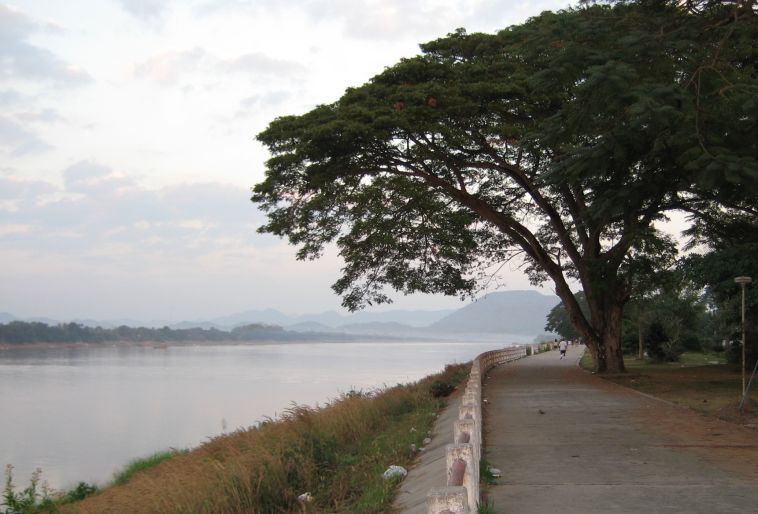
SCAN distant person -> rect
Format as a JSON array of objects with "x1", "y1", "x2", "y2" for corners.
[{"x1": 559, "y1": 339, "x2": 568, "y2": 359}]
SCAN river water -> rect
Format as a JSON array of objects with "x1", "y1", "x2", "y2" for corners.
[{"x1": 0, "y1": 339, "x2": 524, "y2": 490}]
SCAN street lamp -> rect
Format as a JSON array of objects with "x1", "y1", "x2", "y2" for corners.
[{"x1": 734, "y1": 276, "x2": 752, "y2": 405}]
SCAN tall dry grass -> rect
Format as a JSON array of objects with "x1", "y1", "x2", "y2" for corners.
[{"x1": 61, "y1": 363, "x2": 468, "y2": 514}]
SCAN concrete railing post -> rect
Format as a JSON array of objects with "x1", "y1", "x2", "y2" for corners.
[
  {"x1": 454, "y1": 418, "x2": 479, "y2": 463},
  {"x1": 427, "y1": 486, "x2": 469, "y2": 514},
  {"x1": 446, "y1": 443, "x2": 478, "y2": 510}
]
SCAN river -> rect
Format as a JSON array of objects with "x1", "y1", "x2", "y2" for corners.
[{"x1": 0, "y1": 338, "x2": 526, "y2": 490}]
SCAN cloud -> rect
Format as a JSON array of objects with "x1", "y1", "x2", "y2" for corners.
[
  {"x1": 0, "y1": 176, "x2": 57, "y2": 208},
  {"x1": 194, "y1": 0, "x2": 456, "y2": 40},
  {"x1": 0, "y1": 114, "x2": 54, "y2": 156},
  {"x1": 62, "y1": 161, "x2": 113, "y2": 191},
  {"x1": 131, "y1": 47, "x2": 209, "y2": 85},
  {"x1": 116, "y1": 0, "x2": 170, "y2": 22},
  {"x1": 0, "y1": 89, "x2": 22, "y2": 105},
  {"x1": 236, "y1": 90, "x2": 295, "y2": 118},
  {"x1": 226, "y1": 53, "x2": 305, "y2": 76},
  {"x1": 0, "y1": 4, "x2": 92, "y2": 86},
  {"x1": 13, "y1": 108, "x2": 66, "y2": 124},
  {"x1": 133, "y1": 47, "x2": 304, "y2": 85},
  {"x1": 1, "y1": 161, "x2": 267, "y2": 260},
  {"x1": 195, "y1": 0, "x2": 571, "y2": 42}
]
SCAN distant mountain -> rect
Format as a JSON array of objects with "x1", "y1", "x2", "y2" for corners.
[
  {"x1": 336, "y1": 321, "x2": 423, "y2": 336},
  {"x1": 0, "y1": 313, "x2": 16, "y2": 324},
  {"x1": 170, "y1": 321, "x2": 227, "y2": 330},
  {"x1": 26, "y1": 316, "x2": 61, "y2": 325},
  {"x1": 0, "y1": 290, "x2": 558, "y2": 339},
  {"x1": 207, "y1": 308, "x2": 294, "y2": 328},
  {"x1": 104, "y1": 318, "x2": 171, "y2": 328},
  {"x1": 429, "y1": 290, "x2": 559, "y2": 335},
  {"x1": 72, "y1": 318, "x2": 115, "y2": 328},
  {"x1": 287, "y1": 321, "x2": 333, "y2": 333},
  {"x1": 202, "y1": 307, "x2": 455, "y2": 330},
  {"x1": 332, "y1": 309, "x2": 456, "y2": 328}
]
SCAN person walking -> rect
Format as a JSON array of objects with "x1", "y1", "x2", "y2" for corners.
[{"x1": 559, "y1": 339, "x2": 568, "y2": 359}]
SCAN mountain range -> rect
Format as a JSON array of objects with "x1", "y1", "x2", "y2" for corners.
[{"x1": 1, "y1": 290, "x2": 561, "y2": 340}]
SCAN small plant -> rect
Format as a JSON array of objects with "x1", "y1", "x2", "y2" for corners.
[
  {"x1": 61, "y1": 482, "x2": 98, "y2": 503},
  {"x1": 2, "y1": 465, "x2": 56, "y2": 514},
  {"x1": 479, "y1": 459, "x2": 499, "y2": 485},
  {"x1": 477, "y1": 499, "x2": 497, "y2": 514}
]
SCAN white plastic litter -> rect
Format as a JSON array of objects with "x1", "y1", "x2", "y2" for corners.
[
  {"x1": 488, "y1": 467, "x2": 502, "y2": 478},
  {"x1": 382, "y1": 465, "x2": 408, "y2": 480},
  {"x1": 297, "y1": 492, "x2": 313, "y2": 503}
]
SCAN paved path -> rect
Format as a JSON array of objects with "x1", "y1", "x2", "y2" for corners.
[
  {"x1": 392, "y1": 388, "x2": 462, "y2": 513},
  {"x1": 484, "y1": 347, "x2": 758, "y2": 513}
]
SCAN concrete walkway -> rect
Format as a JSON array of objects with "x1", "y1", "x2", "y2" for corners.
[
  {"x1": 392, "y1": 387, "x2": 463, "y2": 513},
  {"x1": 484, "y1": 347, "x2": 758, "y2": 513}
]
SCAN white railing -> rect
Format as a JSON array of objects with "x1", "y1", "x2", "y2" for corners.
[{"x1": 425, "y1": 344, "x2": 551, "y2": 513}]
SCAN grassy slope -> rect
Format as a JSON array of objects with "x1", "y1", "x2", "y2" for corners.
[{"x1": 55, "y1": 363, "x2": 469, "y2": 514}]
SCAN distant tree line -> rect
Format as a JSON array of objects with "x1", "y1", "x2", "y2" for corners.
[{"x1": 0, "y1": 321, "x2": 309, "y2": 345}]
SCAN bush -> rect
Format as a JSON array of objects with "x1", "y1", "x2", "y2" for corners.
[
  {"x1": 429, "y1": 363, "x2": 470, "y2": 398},
  {"x1": 61, "y1": 482, "x2": 97, "y2": 503},
  {"x1": 429, "y1": 380, "x2": 456, "y2": 398},
  {"x1": 645, "y1": 321, "x2": 683, "y2": 362}
]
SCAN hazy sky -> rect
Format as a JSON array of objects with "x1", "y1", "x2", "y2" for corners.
[{"x1": 1, "y1": 0, "x2": 576, "y2": 321}]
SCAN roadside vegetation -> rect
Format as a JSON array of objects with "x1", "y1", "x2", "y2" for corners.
[{"x1": 2, "y1": 363, "x2": 469, "y2": 514}]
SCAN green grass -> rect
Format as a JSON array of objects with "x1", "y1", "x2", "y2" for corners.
[
  {"x1": 477, "y1": 499, "x2": 497, "y2": 514},
  {"x1": 580, "y1": 350, "x2": 726, "y2": 372},
  {"x1": 479, "y1": 459, "x2": 498, "y2": 486},
  {"x1": 112, "y1": 449, "x2": 186, "y2": 486}
]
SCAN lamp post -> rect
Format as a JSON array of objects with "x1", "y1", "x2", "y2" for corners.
[{"x1": 734, "y1": 276, "x2": 752, "y2": 404}]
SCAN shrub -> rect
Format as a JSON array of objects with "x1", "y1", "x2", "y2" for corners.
[
  {"x1": 645, "y1": 321, "x2": 683, "y2": 362},
  {"x1": 61, "y1": 482, "x2": 97, "y2": 503},
  {"x1": 429, "y1": 380, "x2": 456, "y2": 398}
]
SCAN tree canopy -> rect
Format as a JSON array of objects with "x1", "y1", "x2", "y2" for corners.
[{"x1": 253, "y1": 0, "x2": 757, "y2": 373}]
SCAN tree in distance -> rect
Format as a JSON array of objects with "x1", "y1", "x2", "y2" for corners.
[
  {"x1": 252, "y1": 0, "x2": 757, "y2": 373},
  {"x1": 546, "y1": 291, "x2": 589, "y2": 342}
]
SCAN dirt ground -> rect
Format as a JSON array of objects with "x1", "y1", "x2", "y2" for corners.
[{"x1": 600, "y1": 362, "x2": 758, "y2": 428}]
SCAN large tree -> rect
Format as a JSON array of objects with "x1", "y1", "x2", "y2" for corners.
[
  {"x1": 252, "y1": 1, "x2": 757, "y2": 373},
  {"x1": 684, "y1": 209, "x2": 758, "y2": 366}
]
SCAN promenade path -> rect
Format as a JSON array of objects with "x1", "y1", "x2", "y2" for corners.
[
  {"x1": 392, "y1": 382, "x2": 463, "y2": 514},
  {"x1": 484, "y1": 347, "x2": 758, "y2": 513}
]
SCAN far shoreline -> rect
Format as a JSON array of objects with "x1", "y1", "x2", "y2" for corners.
[{"x1": 0, "y1": 336, "x2": 529, "y2": 352}]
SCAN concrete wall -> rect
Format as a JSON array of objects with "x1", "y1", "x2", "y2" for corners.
[{"x1": 425, "y1": 344, "x2": 534, "y2": 514}]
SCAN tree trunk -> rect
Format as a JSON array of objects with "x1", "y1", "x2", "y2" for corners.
[
  {"x1": 602, "y1": 304, "x2": 625, "y2": 373},
  {"x1": 580, "y1": 291, "x2": 626, "y2": 374}
]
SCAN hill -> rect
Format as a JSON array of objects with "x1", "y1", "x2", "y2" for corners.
[{"x1": 429, "y1": 290, "x2": 559, "y2": 335}]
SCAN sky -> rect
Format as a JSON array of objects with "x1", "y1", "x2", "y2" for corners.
[{"x1": 1, "y1": 0, "x2": 577, "y2": 322}]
